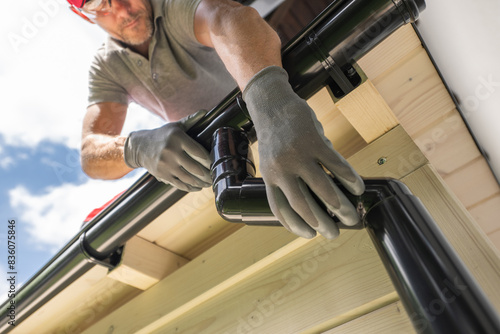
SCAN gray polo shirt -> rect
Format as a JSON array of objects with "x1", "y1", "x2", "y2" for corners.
[{"x1": 88, "y1": 0, "x2": 237, "y2": 122}]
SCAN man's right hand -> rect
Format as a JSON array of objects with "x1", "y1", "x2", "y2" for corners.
[
  {"x1": 124, "y1": 110, "x2": 212, "y2": 192},
  {"x1": 242, "y1": 66, "x2": 365, "y2": 239}
]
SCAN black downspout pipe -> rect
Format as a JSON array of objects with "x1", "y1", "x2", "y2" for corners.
[
  {"x1": 211, "y1": 127, "x2": 500, "y2": 334},
  {"x1": 365, "y1": 180, "x2": 500, "y2": 334},
  {"x1": 0, "y1": 0, "x2": 427, "y2": 331}
]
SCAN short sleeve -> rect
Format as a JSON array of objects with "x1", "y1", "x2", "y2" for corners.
[
  {"x1": 163, "y1": 0, "x2": 204, "y2": 47},
  {"x1": 87, "y1": 54, "x2": 130, "y2": 107}
]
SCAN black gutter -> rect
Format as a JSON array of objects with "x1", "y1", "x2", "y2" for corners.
[
  {"x1": 365, "y1": 179, "x2": 500, "y2": 333},
  {"x1": 0, "y1": 0, "x2": 425, "y2": 331}
]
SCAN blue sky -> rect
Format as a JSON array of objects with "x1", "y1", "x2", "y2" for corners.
[
  {"x1": 0, "y1": 1, "x2": 163, "y2": 301},
  {"x1": 0, "y1": 0, "x2": 282, "y2": 308}
]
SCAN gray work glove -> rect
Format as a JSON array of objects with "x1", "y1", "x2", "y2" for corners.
[
  {"x1": 242, "y1": 66, "x2": 365, "y2": 239},
  {"x1": 124, "y1": 110, "x2": 212, "y2": 192}
]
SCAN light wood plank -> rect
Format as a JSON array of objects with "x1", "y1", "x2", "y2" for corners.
[
  {"x1": 443, "y1": 158, "x2": 500, "y2": 209},
  {"x1": 402, "y1": 165, "x2": 500, "y2": 311},
  {"x1": 371, "y1": 48, "x2": 456, "y2": 137},
  {"x1": 12, "y1": 266, "x2": 140, "y2": 334},
  {"x1": 348, "y1": 126, "x2": 428, "y2": 179},
  {"x1": 469, "y1": 194, "x2": 500, "y2": 235},
  {"x1": 137, "y1": 187, "x2": 240, "y2": 259},
  {"x1": 152, "y1": 209, "x2": 235, "y2": 258},
  {"x1": 108, "y1": 236, "x2": 189, "y2": 290},
  {"x1": 148, "y1": 231, "x2": 396, "y2": 334},
  {"x1": 180, "y1": 223, "x2": 244, "y2": 260},
  {"x1": 335, "y1": 80, "x2": 399, "y2": 143},
  {"x1": 357, "y1": 25, "x2": 422, "y2": 80},
  {"x1": 308, "y1": 87, "x2": 367, "y2": 158},
  {"x1": 411, "y1": 110, "x2": 481, "y2": 176},
  {"x1": 138, "y1": 188, "x2": 214, "y2": 243},
  {"x1": 301, "y1": 292, "x2": 400, "y2": 334},
  {"x1": 82, "y1": 226, "x2": 300, "y2": 334},
  {"x1": 488, "y1": 230, "x2": 500, "y2": 253},
  {"x1": 323, "y1": 301, "x2": 414, "y2": 334}
]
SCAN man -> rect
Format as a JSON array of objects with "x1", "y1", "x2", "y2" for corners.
[{"x1": 68, "y1": 0, "x2": 365, "y2": 239}]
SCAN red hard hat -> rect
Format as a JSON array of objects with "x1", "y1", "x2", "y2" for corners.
[{"x1": 67, "y1": 0, "x2": 87, "y2": 8}]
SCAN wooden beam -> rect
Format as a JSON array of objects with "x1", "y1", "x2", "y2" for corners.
[
  {"x1": 137, "y1": 187, "x2": 241, "y2": 260},
  {"x1": 443, "y1": 157, "x2": 500, "y2": 209},
  {"x1": 12, "y1": 266, "x2": 140, "y2": 334},
  {"x1": 335, "y1": 80, "x2": 399, "y2": 143},
  {"x1": 371, "y1": 47, "x2": 457, "y2": 137},
  {"x1": 83, "y1": 226, "x2": 300, "y2": 334},
  {"x1": 108, "y1": 236, "x2": 189, "y2": 290},
  {"x1": 148, "y1": 231, "x2": 396, "y2": 334},
  {"x1": 357, "y1": 25, "x2": 422, "y2": 80},
  {"x1": 308, "y1": 87, "x2": 368, "y2": 158},
  {"x1": 411, "y1": 110, "x2": 481, "y2": 176},
  {"x1": 322, "y1": 301, "x2": 413, "y2": 334},
  {"x1": 347, "y1": 125, "x2": 427, "y2": 179},
  {"x1": 469, "y1": 194, "x2": 500, "y2": 236},
  {"x1": 137, "y1": 187, "x2": 215, "y2": 244},
  {"x1": 488, "y1": 230, "x2": 500, "y2": 253}
]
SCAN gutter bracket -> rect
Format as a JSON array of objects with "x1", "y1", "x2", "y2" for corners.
[
  {"x1": 306, "y1": 30, "x2": 361, "y2": 99},
  {"x1": 79, "y1": 233, "x2": 122, "y2": 271}
]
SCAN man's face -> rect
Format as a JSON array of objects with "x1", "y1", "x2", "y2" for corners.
[{"x1": 95, "y1": 0, "x2": 153, "y2": 47}]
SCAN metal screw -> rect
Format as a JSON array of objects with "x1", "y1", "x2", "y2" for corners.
[{"x1": 377, "y1": 157, "x2": 387, "y2": 165}]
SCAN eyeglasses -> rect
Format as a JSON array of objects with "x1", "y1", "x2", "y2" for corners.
[{"x1": 69, "y1": 0, "x2": 113, "y2": 24}]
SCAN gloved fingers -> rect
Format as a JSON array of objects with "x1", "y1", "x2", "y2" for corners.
[
  {"x1": 273, "y1": 178, "x2": 340, "y2": 239},
  {"x1": 179, "y1": 135, "x2": 212, "y2": 170},
  {"x1": 291, "y1": 178, "x2": 340, "y2": 239},
  {"x1": 177, "y1": 151, "x2": 212, "y2": 184},
  {"x1": 179, "y1": 109, "x2": 208, "y2": 131},
  {"x1": 268, "y1": 185, "x2": 317, "y2": 239},
  {"x1": 157, "y1": 176, "x2": 202, "y2": 192},
  {"x1": 302, "y1": 168, "x2": 360, "y2": 227},
  {"x1": 174, "y1": 165, "x2": 211, "y2": 188},
  {"x1": 320, "y1": 147, "x2": 365, "y2": 196}
]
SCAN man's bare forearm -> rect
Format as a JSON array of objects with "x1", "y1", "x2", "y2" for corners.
[
  {"x1": 81, "y1": 134, "x2": 133, "y2": 180},
  {"x1": 195, "y1": 0, "x2": 282, "y2": 90}
]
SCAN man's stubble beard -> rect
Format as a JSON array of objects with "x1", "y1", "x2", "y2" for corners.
[{"x1": 120, "y1": 12, "x2": 154, "y2": 46}]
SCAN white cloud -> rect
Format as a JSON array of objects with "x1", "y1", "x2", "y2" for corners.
[
  {"x1": 1, "y1": 3, "x2": 101, "y2": 150},
  {"x1": 0, "y1": 156, "x2": 15, "y2": 170},
  {"x1": 9, "y1": 175, "x2": 140, "y2": 253},
  {"x1": 0, "y1": 3, "x2": 163, "y2": 152},
  {"x1": 0, "y1": 146, "x2": 14, "y2": 169},
  {"x1": 121, "y1": 103, "x2": 165, "y2": 134}
]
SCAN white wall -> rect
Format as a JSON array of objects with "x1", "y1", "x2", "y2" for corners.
[{"x1": 417, "y1": 0, "x2": 500, "y2": 182}]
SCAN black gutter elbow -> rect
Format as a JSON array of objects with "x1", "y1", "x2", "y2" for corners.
[{"x1": 211, "y1": 127, "x2": 280, "y2": 225}]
